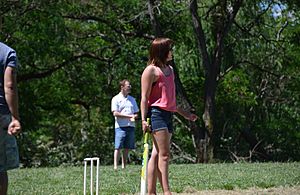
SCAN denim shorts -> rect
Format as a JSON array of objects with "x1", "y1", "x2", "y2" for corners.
[
  {"x1": 0, "y1": 114, "x2": 19, "y2": 172},
  {"x1": 115, "y1": 126, "x2": 135, "y2": 149},
  {"x1": 149, "y1": 107, "x2": 174, "y2": 133}
]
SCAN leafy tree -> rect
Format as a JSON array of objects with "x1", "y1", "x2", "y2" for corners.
[{"x1": 0, "y1": 0, "x2": 299, "y2": 166}]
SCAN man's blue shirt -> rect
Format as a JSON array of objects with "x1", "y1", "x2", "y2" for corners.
[{"x1": 0, "y1": 42, "x2": 18, "y2": 115}]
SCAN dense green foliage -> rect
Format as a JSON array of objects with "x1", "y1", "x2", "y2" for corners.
[
  {"x1": 0, "y1": 0, "x2": 299, "y2": 166},
  {"x1": 8, "y1": 163, "x2": 300, "y2": 194}
]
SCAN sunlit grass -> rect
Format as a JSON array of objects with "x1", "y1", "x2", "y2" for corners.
[{"x1": 8, "y1": 162, "x2": 300, "y2": 194}]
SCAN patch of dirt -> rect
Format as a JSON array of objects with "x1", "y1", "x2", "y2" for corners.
[{"x1": 168, "y1": 186, "x2": 300, "y2": 195}]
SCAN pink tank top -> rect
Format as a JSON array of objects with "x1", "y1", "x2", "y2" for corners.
[{"x1": 148, "y1": 65, "x2": 177, "y2": 112}]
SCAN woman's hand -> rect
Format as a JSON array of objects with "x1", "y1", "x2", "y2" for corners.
[
  {"x1": 142, "y1": 120, "x2": 151, "y2": 133},
  {"x1": 177, "y1": 106, "x2": 198, "y2": 122},
  {"x1": 187, "y1": 113, "x2": 198, "y2": 122}
]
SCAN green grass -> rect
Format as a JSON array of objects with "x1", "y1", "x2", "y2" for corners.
[{"x1": 8, "y1": 162, "x2": 300, "y2": 194}]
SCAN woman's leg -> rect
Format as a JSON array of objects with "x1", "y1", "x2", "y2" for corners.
[
  {"x1": 152, "y1": 129, "x2": 172, "y2": 195},
  {"x1": 147, "y1": 142, "x2": 158, "y2": 195}
]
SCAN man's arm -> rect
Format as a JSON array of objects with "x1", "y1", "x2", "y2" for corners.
[
  {"x1": 4, "y1": 66, "x2": 21, "y2": 135},
  {"x1": 112, "y1": 111, "x2": 134, "y2": 118},
  {"x1": 132, "y1": 98, "x2": 139, "y2": 120}
]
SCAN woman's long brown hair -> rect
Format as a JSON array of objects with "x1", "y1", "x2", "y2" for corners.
[{"x1": 148, "y1": 38, "x2": 173, "y2": 67}]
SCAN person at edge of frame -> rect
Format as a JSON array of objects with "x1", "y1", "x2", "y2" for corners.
[
  {"x1": 140, "y1": 38, "x2": 198, "y2": 195},
  {"x1": 0, "y1": 42, "x2": 22, "y2": 195},
  {"x1": 111, "y1": 79, "x2": 139, "y2": 170}
]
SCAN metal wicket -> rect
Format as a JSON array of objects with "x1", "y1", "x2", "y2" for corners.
[{"x1": 84, "y1": 157, "x2": 100, "y2": 195}]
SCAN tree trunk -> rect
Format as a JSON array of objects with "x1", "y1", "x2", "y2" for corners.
[
  {"x1": 189, "y1": 0, "x2": 215, "y2": 162},
  {"x1": 189, "y1": 0, "x2": 243, "y2": 162},
  {"x1": 147, "y1": 0, "x2": 163, "y2": 37}
]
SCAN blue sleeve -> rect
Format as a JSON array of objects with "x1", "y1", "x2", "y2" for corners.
[
  {"x1": 133, "y1": 98, "x2": 139, "y2": 113},
  {"x1": 6, "y1": 51, "x2": 18, "y2": 69},
  {"x1": 111, "y1": 97, "x2": 118, "y2": 112}
]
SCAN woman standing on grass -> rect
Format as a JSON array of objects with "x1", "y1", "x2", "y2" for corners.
[{"x1": 140, "y1": 38, "x2": 198, "y2": 195}]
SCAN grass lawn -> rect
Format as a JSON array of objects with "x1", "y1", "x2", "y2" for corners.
[{"x1": 8, "y1": 162, "x2": 300, "y2": 194}]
